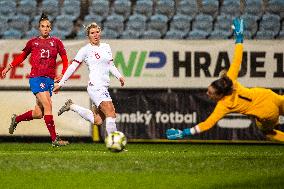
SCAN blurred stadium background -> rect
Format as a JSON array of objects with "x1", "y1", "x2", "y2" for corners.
[
  {"x1": 0, "y1": 0, "x2": 283, "y2": 40},
  {"x1": 0, "y1": 1, "x2": 284, "y2": 188},
  {"x1": 0, "y1": 0, "x2": 284, "y2": 142}
]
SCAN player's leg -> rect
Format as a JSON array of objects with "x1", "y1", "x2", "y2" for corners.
[
  {"x1": 256, "y1": 118, "x2": 284, "y2": 142},
  {"x1": 87, "y1": 86, "x2": 117, "y2": 134},
  {"x1": 36, "y1": 91, "x2": 69, "y2": 146},
  {"x1": 8, "y1": 96, "x2": 44, "y2": 134},
  {"x1": 36, "y1": 91, "x2": 55, "y2": 140},
  {"x1": 99, "y1": 101, "x2": 117, "y2": 135},
  {"x1": 92, "y1": 105, "x2": 104, "y2": 125},
  {"x1": 266, "y1": 129, "x2": 284, "y2": 142},
  {"x1": 58, "y1": 99, "x2": 99, "y2": 125}
]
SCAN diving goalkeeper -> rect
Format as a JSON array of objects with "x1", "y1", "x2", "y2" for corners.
[{"x1": 166, "y1": 18, "x2": 284, "y2": 142}]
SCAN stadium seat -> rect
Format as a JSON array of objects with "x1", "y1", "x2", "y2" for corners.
[
  {"x1": 53, "y1": 15, "x2": 74, "y2": 37},
  {"x1": 170, "y1": 14, "x2": 192, "y2": 33},
  {"x1": 17, "y1": 0, "x2": 37, "y2": 18},
  {"x1": 176, "y1": 0, "x2": 198, "y2": 19},
  {"x1": 148, "y1": 14, "x2": 169, "y2": 36},
  {"x1": 39, "y1": 0, "x2": 59, "y2": 21},
  {"x1": 155, "y1": 0, "x2": 175, "y2": 19},
  {"x1": 24, "y1": 28, "x2": 39, "y2": 39},
  {"x1": 278, "y1": 31, "x2": 284, "y2": 39},
  {"x1": 89, "y1": 0, "x2": 109, "y2": 20},
  {"x1": 120, "y1": 30, "x2": 140, "y2": 39},
  {"x1": 61, "y1": 0, "x2": 81, "y2": 21},
  {"x1": 266, "y1": 0, "x2": 284, "y2": 19},
  {"x1": 75, "y1": 28, "x2": 86, "y2": 39},
  {"x1": 0, "y1": 1, "x2": 16, "y2": 20},
  {"x1": 83, "y1": 14, "x2": 103, "y2": 27},
  {"x1": 9, "y1": 14, "x2": 30, "y2": 33},
  {"x1": 255, "y1": 30, "x2": 276, "y2": 39},
  {"x1": 30, "y1": 15, "x2": 41, "y2": 30},
  {"x1": 220, "y1": 0, "x2": 241, "y2": 17},
  {"x1": 211, "y1": 15, "x2": 233, "y2": 39},
  {"x1": 243, "y1": 0, "x2": 263, "y2": 21},
  {"x1": 201, "y1": 0, "x2": 219, "y2": 18},
  {"x1": 0, "y1": 16, "x2": 8, "y2": 36},
  {"x1": 101, "y1": 28, "x2": 119, "y2": 39},
  {"x1": 241, "y1": 13, "x2": 258, "y2": 38},
  {"x1": 133, "y1": 0, "x2": 153, "y2": 20},
  {"x1": 187, "y1": 29, "x2": 208, "y2": 39},
  {"x1": 191, "y1": 13, "x2": 213, "y2": 33},
  {"x1": 2, "y1": 28, "x2": 22, "y2": 39},
  {"x1": 165, "y1": 29, "x2": 187, "y2": 39},
  {"x1": 112, "y1": 0, "x2": 132, "y2": 21},
  {"x1": 125, "y1": 14, "x2": 147, "y2": 36},
  {"x1": 259, "y1": 13, "x2": 281, "y2": 35},
  {"x1": 214, "y1": 14, "x2": 233, "y2": 32},
  {"x1": 103, "y1": 14, "x2": 124, "y2": 35},
  {"x1": 209, "y1": 30, "x2": 231, "y2": 39},
  {"x1": 141, "y1": 30, "x2": 162, "y2": 39},
  {"x1": 50, "y1": 28, "x2": 66, "y2": 39}
]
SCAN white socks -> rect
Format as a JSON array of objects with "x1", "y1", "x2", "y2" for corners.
[
  {"x1": 70, "y1": 104, "x2": 94, "y2": 124},
  {"x1": 69, "y1": 104, "x2": 117, "y2": 135},
  {"x1": 105, "y1": 117, "x2": 117, "y2": 135}
]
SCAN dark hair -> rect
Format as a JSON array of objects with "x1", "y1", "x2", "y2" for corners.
[
  {"x1": 39, "y1": 13, "x2": 50, "y2": 24},
  {"x1": 210, "y1": 75, "x2": 233, "y2": 96}
]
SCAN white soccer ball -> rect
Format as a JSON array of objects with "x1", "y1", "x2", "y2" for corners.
[{"x1": 105, "y1": 131, "x2": 127, "y2": 152}]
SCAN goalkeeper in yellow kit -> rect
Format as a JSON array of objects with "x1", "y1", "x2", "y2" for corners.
[{"x1": 167, "y1": 18, "x2": 284, "y2": 142}]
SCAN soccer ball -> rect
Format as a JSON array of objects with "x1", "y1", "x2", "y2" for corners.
[{"x1": 105, "y1": 131, "x2": 127, "y2": 152}]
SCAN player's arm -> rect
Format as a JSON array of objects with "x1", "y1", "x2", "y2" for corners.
[
  {"x1": 53, "y1": 47, "x2": 85, "y2": 93},
  {"x1": 226, "y1": 18, "x2": 244, "y2": 81},
  {"x1": 53, "y1": 60, "x2": 80, "y2": 93},
  {"x1": 109, "y1": 60, "x2": 125, "y2": 87},
  {"x1": 54, "y1": 39, "x2": 69, "y2": 82},
  {"x1": 1, "y1": 51, "x2": 28, "y2": 78},
  {"x1": 166, "y1": 103, "x2": 229, "y2": 140}
]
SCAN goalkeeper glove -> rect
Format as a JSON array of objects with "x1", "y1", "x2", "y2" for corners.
[
  {"x1": 232, "y1": 18, "x2": 244, "y2": 43},
  {"x1": 166, "y1": 128, "x2": 191, "y2": 140}
]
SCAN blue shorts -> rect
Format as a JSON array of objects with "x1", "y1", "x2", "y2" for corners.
[{"x1": 29, "y1": 77, "x2": 54, "y2": 96}]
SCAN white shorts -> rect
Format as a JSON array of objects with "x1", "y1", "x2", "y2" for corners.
[{"x1": 87, "y1": 86, "x2": 112, "y2": 107}]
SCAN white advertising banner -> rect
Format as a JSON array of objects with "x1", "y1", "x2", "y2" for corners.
[
  {"x1": 0, "y1": 91, "x2": 91, "y2": 136},
  {"x1": 0, "y1": 40, "x2": 284, "y2": 89}
]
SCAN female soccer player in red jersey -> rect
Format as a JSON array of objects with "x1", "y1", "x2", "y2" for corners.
[
  {"x1": 167, "y1": 18, "x2": 284, "y2": 143},
  {"x1": 1, "y1": 13, "x2": 69, "y2": 146}
]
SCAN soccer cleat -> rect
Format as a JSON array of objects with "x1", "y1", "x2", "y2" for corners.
[
  {"x1": 9, "y1": 114, "x2": 18, "y2": 134},
  {"x1": 52, "y1": 136, "x2": 69, "y2": 147},
  {"x1": 58, "y1": 99, "x2": 73, "y2": 116},
  {"x1": 166, "y1": 128, "x2": 184, "y2": 140},
  {"x1": 232, "y1": 18, "x2": 244, "y2": 43}
]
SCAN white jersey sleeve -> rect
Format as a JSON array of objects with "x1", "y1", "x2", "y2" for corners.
[
  {"x1": 105, "y1": 44, "x2": 113, "y2": 60},
  {"x1": 73, "y1": 46, "x2": 87, "y2": 63},
  {"x1": 106, "y1": 44, "x2": 122, "y2": 79},
  {"x1": 58, "y1": 46, "x2": 86, "y2": 86}
]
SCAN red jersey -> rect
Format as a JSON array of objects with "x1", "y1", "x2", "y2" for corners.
[{"x1": 23, "y1": 36, "x2": 67, "y2": 79}]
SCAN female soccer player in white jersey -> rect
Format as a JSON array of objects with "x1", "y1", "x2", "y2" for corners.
[{"x1": 53, "y1": 22, "x2": 125, "y2": 135}]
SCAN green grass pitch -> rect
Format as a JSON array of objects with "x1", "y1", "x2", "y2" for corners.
[{"x1": 0, "y1": 143, "x2": 283, "y2": 189}]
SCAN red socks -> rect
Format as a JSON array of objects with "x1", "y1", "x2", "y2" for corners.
[
  {"x1": 15, "y1": 110, "x2": 33, "y2": 123},
  {"x1": 14, "y1": 111, "x2": 57, "y2": 142},
  {"x1": 44, "y1": 115, "x2": 57, "y2": 141}
]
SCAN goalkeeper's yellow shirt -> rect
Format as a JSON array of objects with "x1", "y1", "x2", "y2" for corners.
[{"x1": 198, "y1": 44, "x2": 284, "y2": 132}]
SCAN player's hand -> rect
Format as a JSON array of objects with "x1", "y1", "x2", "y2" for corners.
[
  {"x1": 1, "y1": 66, "x2": 11, "y2": 78},
  {"x1": 53, "y1": 84, "x2": 62, "y2": 94},
  {"x1": 166, "y1": 128, "x2": 184, "y2": 140},
  {"x1": 119, "y1": 77, "x2": 125, "y2": 87},
  {"x1": 231, "y1": 18, "x2": 244, "y2": 43},
  {"x1": 54, "y1": 74, "x2": 63, "y2": 83}
]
